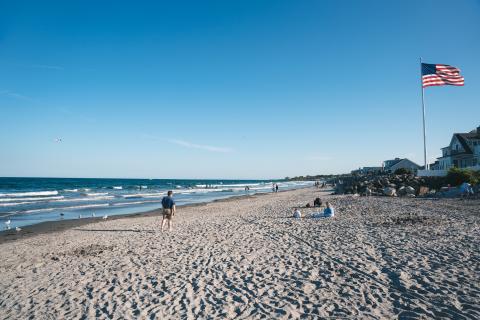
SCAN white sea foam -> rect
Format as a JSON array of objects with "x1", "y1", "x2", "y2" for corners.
[
  {"x1": 113, "y1": 186, "x2": 123, "y2": 190},
  {"x1": 85, "y1": 192, "x2": 109, "y2": 196},
  {"x1": 63, "y1": 189, "x2": 78, "y2": 192},
  {"x1": 0, "y1": 190, "x2": 59, "y2": 197},
  {"x1": 0, "y1": 196, "x2": 64, "y2": 202}
]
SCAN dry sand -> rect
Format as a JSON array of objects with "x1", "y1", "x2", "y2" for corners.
[{"x1": 0, "y1": 188, "x2": 479, "y2": 319}]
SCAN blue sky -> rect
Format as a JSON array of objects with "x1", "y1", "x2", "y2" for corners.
[{"x1": 1, "y1": 0, "x2": 479, "y2": 179}]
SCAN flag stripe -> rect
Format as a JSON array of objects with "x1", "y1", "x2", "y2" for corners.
[{"x1": 422, "y1": 63, "x2": 464, "y2": 88}]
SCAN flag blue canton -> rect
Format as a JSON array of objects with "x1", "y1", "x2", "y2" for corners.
[{"x1": 421, "y1": 63, "x2": 436, "y2": 76}]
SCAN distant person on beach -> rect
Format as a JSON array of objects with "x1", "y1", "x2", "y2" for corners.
[
  {"x1": 460, "y1": 182, "x2": 474, "y2": 198},
  {"x1": 275, "y1": 184, "x2": 279, "y2": 193},
  {"x1": 161, "y1": 191, "x2": 176, "y2": 231},
  {"x1": 323, "y1": 202, "x2": 335, "y2": 217},
  {"x1": 314, "y1": 197, "x2": 322, "y2": 207}
]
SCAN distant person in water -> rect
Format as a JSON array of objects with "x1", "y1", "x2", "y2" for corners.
[
  {"x1": 323, "y1": 202, "x2": 335, "y2": 217},
  {"x1": 275, "y1": 184, "x2": 279, "y2": 193},
  {"x1": 161, "y1": 191, "x2": 176, "y2": 231}
]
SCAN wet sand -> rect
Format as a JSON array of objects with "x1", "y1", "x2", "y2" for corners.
[{"x1": 0, "y1": 188, "x2": 479, "y2": 319}]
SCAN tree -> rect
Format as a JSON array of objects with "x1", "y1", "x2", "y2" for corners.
[{"x1": 445, "y1": 168, "x2": 479, "y2": 186}]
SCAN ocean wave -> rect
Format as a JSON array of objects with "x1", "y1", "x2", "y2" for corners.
[
  {"x1": 63, "y1": 189, "x2": 79, "y2": 192},
  {"x1": 0, "y1": 202, "x2": 33, "y2": 207},
  {"x1": 122, "y1": 192, "x2": 167, "y2": 199},
  {"x1": 0, "y1": 190, "x2": 59, "y2": 197},
  {"x1": 55, "y1": 196, "x2": 115, "y2": 202},
  {"x1": 122, "y1": 194, "x2": 143, "y2": 199},
  {"x1": 201, "y1": 183, "x2": 261, "y2": 188},
  {"x1": 0, "y1": 196, "x2": 64, "y2": 202},
  {"x1": 112, "y1": 200, "x2": 160, "y2": 206},
  {"x1": 113, "y1": 186, "x2": 123, "y2": 190},
  {"x1": 24, "y1": 203, "x2": 110, "y2": 213}
]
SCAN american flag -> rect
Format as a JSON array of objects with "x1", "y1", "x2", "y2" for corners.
[{"x1": 421, "y1": 63, "x2": 464, "y2": 88}]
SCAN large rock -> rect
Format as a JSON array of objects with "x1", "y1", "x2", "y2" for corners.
[
  {"x1": 398, "y1": 186, "x2": 415, "y2": 196},
  {"x1": 418, "y1": 186, "x2": 430, "y2": 196},
  {"x1": 383, "y1": 187, "x2": 397, "y2": 197}
]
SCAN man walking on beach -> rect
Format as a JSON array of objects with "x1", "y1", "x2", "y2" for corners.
[{"x1": 161, "y1": 191, "x2": 176, "y2": 232}]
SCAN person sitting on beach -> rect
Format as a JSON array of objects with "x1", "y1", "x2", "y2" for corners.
[
  {"x1": 323, "y1": 202, "x2": 335, "y2": 218},
  {"x1": 293, "y1": 208, "x2": 302, "y2": 219},
  {"x1": 161, "y1": 191, "x2": 176, "y2": 232},
  {"x1": 313, "y1": 197, "x2": 322, "y2": 207}
]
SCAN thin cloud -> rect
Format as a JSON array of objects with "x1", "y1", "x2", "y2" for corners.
[
  {"x1": 0, "y1": 90, "x2": 34, "y2": 102},
  {"x1": 306, "y1": 155, "x2": 331, "y2": 161},
  {"x1": 30, "y1": 64, "x2": 64, "y2": 70},
  {"x1": 168, "y1": 139, "x2": 233, "y2": 153}
]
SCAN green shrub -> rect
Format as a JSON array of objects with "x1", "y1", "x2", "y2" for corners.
[
  {"x1": 394, "y1": 168, "x2": 412, "y2": 175},
  {"x1": 445, "y1": 168, "x2": 479, "y2": 186}
]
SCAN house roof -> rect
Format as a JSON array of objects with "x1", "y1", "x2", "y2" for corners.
[
  {"x1": 390, "y1": 158, "x2": 421, "y2": 169},
  {"x1": 384, "y1": 158, "x2": 420, "y2": 169},
  {"x1": 453, "y1": 131, "x2": 480, "y2": 154},
  {"x1": 384, "y1": 158, "x2": 402, "y2": 167}
]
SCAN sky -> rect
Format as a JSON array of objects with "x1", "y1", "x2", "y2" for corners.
[{"x1": 1, "y1": 0, "x2": 479, "y2": 179}]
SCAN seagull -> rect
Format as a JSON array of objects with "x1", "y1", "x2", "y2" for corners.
[
  {"x1": 16, "y1": 227, "x2": 21, "y2": 232},
  {"x1": 91, "y1": 212, "x2": 96, "y2": 217},
  {"x1": 103, "y1": 215, "x2": 108, "y2": 220},
  {"x1": 5, "y1": 220, "x2": 11, "y2": 229},
  {"x1": 54, "y1": 138, "x2": 63, "y2": 143}
]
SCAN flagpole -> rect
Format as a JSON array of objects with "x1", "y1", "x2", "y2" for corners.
[{"x1": 420, "y1": 57, "x2": 427, "y2": 170}]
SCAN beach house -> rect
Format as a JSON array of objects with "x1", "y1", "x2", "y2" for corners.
[
  {"x1": 383, "y1": 158, "x2": 421, "y2": 173},
  {"x1": 435, "y1": 126, "x2": 480, "y2": 171}
]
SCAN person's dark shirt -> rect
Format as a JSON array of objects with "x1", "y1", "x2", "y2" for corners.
[{"x1": 162, "y1": 196, "x2": 175, "y2": 209}]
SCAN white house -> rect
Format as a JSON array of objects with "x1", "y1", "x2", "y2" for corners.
[
  {"x1": 383, "y1": 158, "x2": 421, "y2": 173},
  {"x1": 435, "y1": 126, "x2": 480, "y2": 171}
]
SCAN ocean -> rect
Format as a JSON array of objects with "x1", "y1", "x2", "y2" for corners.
[{"x1": 0, "y1": 177, "x2": 314, "y2": 229}]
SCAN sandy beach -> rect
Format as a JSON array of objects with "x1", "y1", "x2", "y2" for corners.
[{"x1": 0, "y1": 187, "x2": 479, "y2": 319}]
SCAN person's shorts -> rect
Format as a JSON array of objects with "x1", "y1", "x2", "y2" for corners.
[{"x1": 163, "y1": 208, "x2": 173, "y2": 219}]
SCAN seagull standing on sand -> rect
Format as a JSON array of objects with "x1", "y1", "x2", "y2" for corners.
[
  {"x1": 16, "y1": 227, "x2": 21, "y2": 232},
  {"x1": 103, "y1": 215, "x2": 108, "y2": 220},
  {"x1": 5, "y1": 220, "x2": 11, "y2": 229}
]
